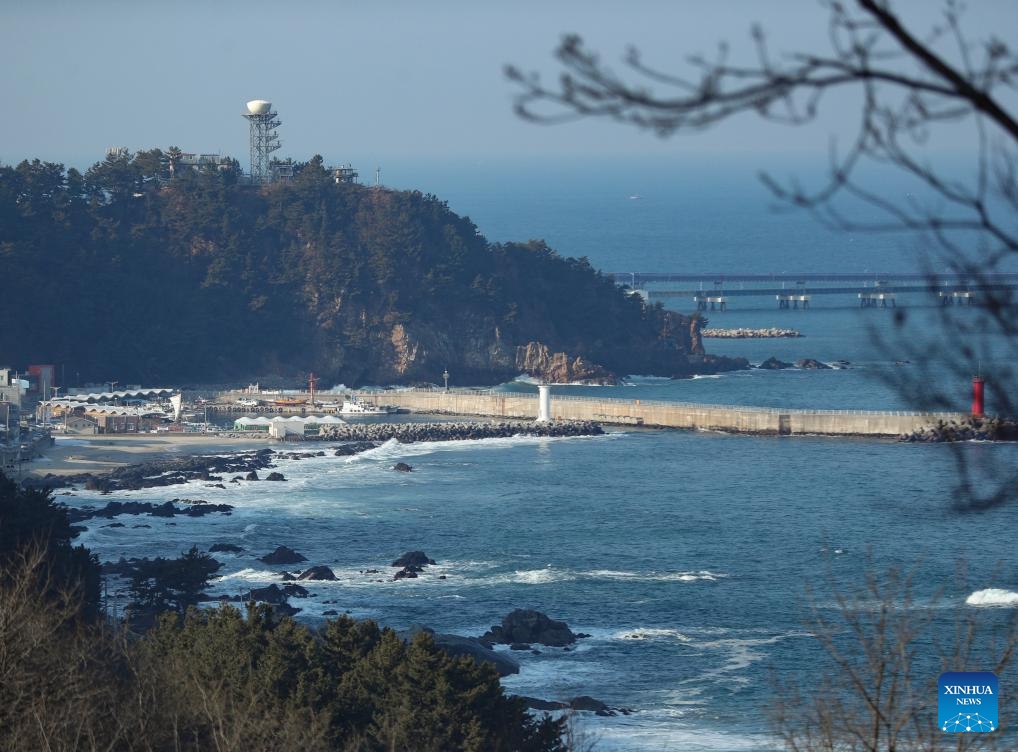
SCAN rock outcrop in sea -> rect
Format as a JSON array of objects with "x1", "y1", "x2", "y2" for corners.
[{"x1": 480, "y1": 609, "x2": 582, "y2": 648}]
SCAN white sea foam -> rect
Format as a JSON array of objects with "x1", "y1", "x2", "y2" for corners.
[
  {"x1": 690, "y1": 374, "x2": 722, "y2": 380},
  {"x1": 585, "y1": 569, "x2": 727, "y2": 583},
  {"x1": 966, "y1": 588, "x2": 1018, "y2": 607},
  {"x1": 466, "y1": 566, "x2": 728, "y2": 588},
  {"x1": 687, "y1": 632, "x2": 812, "y2": 687},
  {"x1": 614, "y1": 628, "x2": 696, "y2": 642},
  {"x1": 591, "y1": 723, "x2": 768, "y2": 752},
  {"x1": 623, "y1": 375, "x2": 674, "y2": 383},
  {"x1": 334, "y1": 432, "x2": 613, "y2": 468},
  {"x1": 215, "y1": 567, "x2": 282, "y2": 583},
  {"x1": 511, "y1": 568, "x2": 569, "y2": 585}
]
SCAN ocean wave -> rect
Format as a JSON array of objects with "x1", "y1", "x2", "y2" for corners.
[
  {"x1": 586, "y1": 569, "x2": 727, "y2": 583},
  {"x1": 615, "y1": 628, "x2": 696, "y2": 642},
  {"x1": 690, "y1": 374, "x2": 723, "y2": 380},
  {"x1": 518, "y1": 568, "x2": 571, "y2": 584},
  {"x1": 966, "y1": 588, "x2": 1018, "y2": 607},
  {"x1": 215, "y1": 567, "x2": 283, "y2": 583},
  {"x1": 334, "y1": 432, "x2": 616, "y2": 466},
  {"x1": 623, "y1": 375, "x2": 674, "y2": 384},
  {"x1": 471, "y1": 566, "x2": 728, "y2": 587}
]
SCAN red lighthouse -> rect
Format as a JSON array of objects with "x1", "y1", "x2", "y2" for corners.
[{"x1": 972, "y1": 376, "x2": 985, "y2": 417}]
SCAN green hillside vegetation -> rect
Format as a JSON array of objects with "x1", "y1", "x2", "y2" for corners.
[
  {"x1": 0, "y1": 151, "x2": 738, "y2": 386},
  {"x1": 0, "y1": 472, "x2": 566, "y2": 751}
]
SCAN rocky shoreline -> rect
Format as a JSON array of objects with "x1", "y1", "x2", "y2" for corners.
[{"x1": 25, "y1": 421, "x2": 604, "y2": 492}]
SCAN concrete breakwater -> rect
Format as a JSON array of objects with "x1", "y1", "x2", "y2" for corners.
[
  {"x1": 701, "y1": 328, "x2": 801, "y2": 338},
  {"x1": 317, "y1": 420, "x2": 604, "y2": 443},
  {"x1": 353, "y1": 390, "x2": 963, "y2": 438}
]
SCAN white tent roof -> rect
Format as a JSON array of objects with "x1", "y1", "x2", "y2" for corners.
[
  {"x1": 64, "y1": 388, "x2": 175, "y2": 403},
  {"x1": 312, "y1": 415, "x2": 346, "y2": 424},
  {"x1": 234, "y1": 416, "x2": 272, "y2": 426}
]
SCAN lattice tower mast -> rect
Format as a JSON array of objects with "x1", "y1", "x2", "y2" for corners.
[{"x1": 242, "y1": 100, "x2": 282, "y2": 183}]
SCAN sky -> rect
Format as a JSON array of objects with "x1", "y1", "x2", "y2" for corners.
[{"x1": 2, "y1": 0, "x2": 1015, "y2": 174}]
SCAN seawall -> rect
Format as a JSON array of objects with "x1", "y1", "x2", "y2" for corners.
[{"x1": 354, "y1": 389, "x2": 962, "y2": 438}]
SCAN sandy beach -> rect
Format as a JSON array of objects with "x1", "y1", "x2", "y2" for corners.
[{"x1": 27, "y1": 433, "x2": 273, "y2": 477}]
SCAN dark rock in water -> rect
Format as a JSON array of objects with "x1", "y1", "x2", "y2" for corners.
[
  {"x1": 481, "y1": 609, "x2": 578, "y2": 647},
  {"x1": 282, "y1": 583, "x2": 309, "y2": 598},
  {"x1": 260, "y1": 546, "x2": 307, "y2": 565},
  {"x1": 518, "y1": 696, "x2": 568, "y2": 711},
  {"x1": 393, "y1": 567, "x2": 418, "y2": 580},
  {"x1": 757, "y1": 356, "x2": 794, "y2": 370},
  {"x1": 298, "y1": 565, "x2": 337, "y2": 581},
  {"x1": 150, "y1": 501, "x2": 177, "y2": 518},
  {"x1": 393, "y1": 462, "x2": 413, "y2": 473},
  {"x1": 509, "y1": 642, "x2": 532, "y2": 651},
  {"x1": 795, "y1": 358, "x2": 831, "y2": 370},
  {"x1": 248, "y1": 584, "x2": 289, "y2": 604},
  {"x1": 210, "y1": 543, "x2": 244, "y2": 554},
  {"x1": 322, "y1": 609, "x2": 339, "y2": 616},
  {"x1": 102, "y1": 522, "x2": 125, "y2": 528},
  {"x1": 569, "y1": 696, "x2": 609, "y2": 713},
  {"x1": 280, "y1": 572, "x2": 296, "y2": 581},
  {"x1": 333, "y1": 441, "x2": 378, "y2": 457},
  {"x1": 391, "y1": 551, "x2": 436, "y2": 568},
  {"x1": 400, "y1": 625, "x2": 520, "y2": 677},
  {"x1": 63, "y1": 500, "x2": 234, "y2": 524},
  {"x1": 265, "y1": 471, "x2": 286, "y2": 482},
  {"x1": 246, "y1": 470, "x2": 260, "y2": 481}
]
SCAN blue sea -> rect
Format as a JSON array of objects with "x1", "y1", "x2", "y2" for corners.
[{"x1": 63, "y1": 157, "x2": 1018, "y2": 750}]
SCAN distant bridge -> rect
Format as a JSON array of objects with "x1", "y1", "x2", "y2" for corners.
[{"x1": 607, "y1": 272, "x2": 1018, "y2": 309}]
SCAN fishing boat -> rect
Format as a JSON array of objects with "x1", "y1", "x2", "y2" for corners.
[
  {"x1": 339, "y1": 399, "x2": 389, "y2": 415},
  {"x1": 271, "y1": 397, "x2": 308, "y2": 407}
]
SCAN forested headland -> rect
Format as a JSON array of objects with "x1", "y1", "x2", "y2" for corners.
[{"x1": 0, "y1": 151, "x2": 743, "y2": 386}]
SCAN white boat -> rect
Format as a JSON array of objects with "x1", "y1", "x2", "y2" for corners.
[{"x1": 339, "y1": 399, "x2": 389, "y2": 415}]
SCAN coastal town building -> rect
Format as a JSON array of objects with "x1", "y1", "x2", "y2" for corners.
[
  {"x1": 63, "y1": 415, "x2": 98, "y2": 434},
  {"x1": 0, "y1": 368, "x2": 27, "y2": 408},
  {"x1": 85, "y1": 409, "x2": 141, "y2": 434}
]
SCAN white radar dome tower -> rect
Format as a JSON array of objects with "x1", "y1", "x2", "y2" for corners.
[{"x1": 242, "y1": 99, "x2": 282, "y2": 183}]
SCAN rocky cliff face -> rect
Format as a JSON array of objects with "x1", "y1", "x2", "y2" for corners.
[{"x1": 514, "y1": 342, "x2": 617, "y2": 385}]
